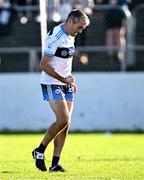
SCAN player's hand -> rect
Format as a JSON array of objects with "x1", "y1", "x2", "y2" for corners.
[{"x1": 65, "y1": 75, "x2": 75, "y2": 85}]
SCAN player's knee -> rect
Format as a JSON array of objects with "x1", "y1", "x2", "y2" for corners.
[
  {"x1": 62, "y1": 119, "x2": 70, "y2": 129},
  {"x1": 64, "y1": 123, "x2": 71, "y2": 133},
  {"x1": 58, "y1": 122, "x2": 67, "y2": 131},
  {"x1": 58, "y1": 116, "x2": 70, "y2": 130}
]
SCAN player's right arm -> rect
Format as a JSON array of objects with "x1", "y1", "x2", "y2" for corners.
[
  {"x1": 40, "y1": 56, "x2": 75, "y2": 85},
  {"x1": 40, "y1": 27, "x2": 75, "y2": 85}
]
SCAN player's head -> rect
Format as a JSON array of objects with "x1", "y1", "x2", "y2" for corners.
[
  {"x1": 65, "y1": 9, "x2": 90, "y2": 36},
  {"x1": 66, "y1": 9, "x2": 90, "y2": 27}
]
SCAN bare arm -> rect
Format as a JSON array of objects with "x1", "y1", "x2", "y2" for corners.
[{"x1": 40, "y1": 55, "x2": 75, "y2": 85}]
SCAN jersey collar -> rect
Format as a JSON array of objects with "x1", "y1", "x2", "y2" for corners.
[{"x1": 60, "y1": 24, "x2": 69, "y2": 36}]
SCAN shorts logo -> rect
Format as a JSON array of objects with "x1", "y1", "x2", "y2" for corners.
[
  {"x1": 68, "y1": 86, "x2": 74, "y2": 92},
  {"x1": 55, "y1": 89, "x2": 61, "y2": 94},
  {"x1": 61, "y1": 50, "x2": 67, "y2": 56}
]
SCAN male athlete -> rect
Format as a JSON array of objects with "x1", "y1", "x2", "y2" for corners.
[{"x1": 32, "y1": 9, "x2": 90, "y2": 172}]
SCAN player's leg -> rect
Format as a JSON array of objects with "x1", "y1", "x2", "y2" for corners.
[
  {"x1": 53, "y1": 101, "x2": 73, "y2": 157},
  {"x1": 42, "y1": 100, "x2": 70, "y2": 146},
  {"x1": 49, "y1": 101, "x2": 73, "y2": 172},
  {"x1": 32, "y1": 99, "x2": 70, "y2": 171}
]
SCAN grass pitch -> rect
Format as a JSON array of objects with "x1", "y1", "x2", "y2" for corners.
[{"x1": 0, "y1": 133, "x2": 144, "y2": 180}]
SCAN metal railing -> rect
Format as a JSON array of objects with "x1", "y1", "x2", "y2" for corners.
[
  {"x1": 0, "y1": 4, "x2": 144, "y2": 72},
  {"x1": 0, "y1": 47, "x2": 41, "y2": 72}
]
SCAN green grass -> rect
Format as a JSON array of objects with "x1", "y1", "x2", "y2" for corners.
[{"x1": 0, "y1": 133, "x2": 144, "y2": 180}]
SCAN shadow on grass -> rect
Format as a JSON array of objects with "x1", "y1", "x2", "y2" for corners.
[
  {"x1": 1, "y1": 130, "x2": 144, "y2": 134},
  {"x1": 0, "y1": 170, "x2": 19, "y2": 174},
  {"x1": 77, "y1": 157, "x2": 144, "y2": 162}
]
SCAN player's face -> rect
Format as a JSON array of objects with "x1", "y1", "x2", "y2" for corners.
[{"x1": 70, "y1": 19, "x2": 87, "y2": 36}]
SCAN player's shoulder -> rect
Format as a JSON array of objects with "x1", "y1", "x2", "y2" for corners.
[{"x1": 47, "y1": 24, "x2": 68, "y2": 41}]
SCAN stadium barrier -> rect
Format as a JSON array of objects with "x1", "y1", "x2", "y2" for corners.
[
  {"x1": 0, "y1": 4, "x2": 144, "y2": 132},
  {"x1": 0, "y1": 72, "x2": 144, "y2": 132}
]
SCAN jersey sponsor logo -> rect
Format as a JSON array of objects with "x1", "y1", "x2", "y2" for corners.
[
  {"x1": 55, "y1": 47, "x2": 75, "y2": 58},
  {"x1": 69, "y1": 47, "x2": 75, "y2": 56},
  {"x1": 61, "y1": 50, "x2": 68, "y2": 56}
]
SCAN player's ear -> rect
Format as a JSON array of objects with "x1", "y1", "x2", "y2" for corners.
[{"x1": 68, "y1": 18, "x2": 73, "y2": 24}]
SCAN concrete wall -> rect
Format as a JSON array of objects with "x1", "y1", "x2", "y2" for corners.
[{"x1": 0, "y1": 72, "x2": 144, "y2": 131}]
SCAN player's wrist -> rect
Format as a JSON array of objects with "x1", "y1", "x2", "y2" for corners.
[
  {"x1": 64, "y1": 75, "x2": 75, "y2": 85},
  {"x1": 59, "y1": 76, "x2": 66, "y2": 84}
]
